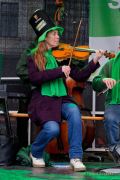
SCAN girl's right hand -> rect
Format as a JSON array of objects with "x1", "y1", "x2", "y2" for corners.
[{"x1": 62, "y1": 65, "x2": 71, "y2": 78}]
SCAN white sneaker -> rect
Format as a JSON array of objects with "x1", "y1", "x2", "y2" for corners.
[
  {"x1": 70, "y1": 159, "x2": 86, "y2": 172},
  {"x1": 30, "y1": 154, "x2": 45, "y2": 168}
]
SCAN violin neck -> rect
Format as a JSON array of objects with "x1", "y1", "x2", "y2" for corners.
[{"x1": 74, "y1": 47, "x2": 96, "y2": 53}]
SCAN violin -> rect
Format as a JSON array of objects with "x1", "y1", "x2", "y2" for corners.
[{"x1": 52, "y1": 43, "x2": 115, "y2": 61}]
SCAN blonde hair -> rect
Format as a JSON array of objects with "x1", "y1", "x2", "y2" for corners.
[{"x1": 34, "y1": 42, "x2": 48, "y2": 70}]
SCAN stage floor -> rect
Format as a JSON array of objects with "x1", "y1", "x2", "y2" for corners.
[{"x1": 1, "y1": 161, "x2": 120, "y2": 180}]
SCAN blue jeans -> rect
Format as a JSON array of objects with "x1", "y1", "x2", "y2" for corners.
[
  {"x1": 31, "y1": 103, "x2": 83, "y2": 159},
  {"x1": 104, "y1": 104, "x2": 120, "y2": 150}
]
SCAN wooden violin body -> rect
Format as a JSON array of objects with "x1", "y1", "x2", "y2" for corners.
[
  {"x1": 52, "y1": 43, "x2": 115, "y2": 61},
  {"x1": 52, "y1": 43, "x2": 91, "y2": 61}
]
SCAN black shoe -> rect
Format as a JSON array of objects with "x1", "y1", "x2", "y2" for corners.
[{"x1": 108, "y1": 145, "x2": 120, "y2": 163}]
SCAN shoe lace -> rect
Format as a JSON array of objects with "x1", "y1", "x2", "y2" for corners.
[{"x1": 74, "y1": 159, "x2": 81, "y2": 163}]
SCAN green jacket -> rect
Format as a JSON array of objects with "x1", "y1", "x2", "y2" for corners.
[
  {"x1": 16, "y1": 41, "x2": 37, "y2": 94},
  {"x1": 92, "y1": 52, "x2": 120, "y2": 107},
  {"x1": 16, "y1": 42, "x2": 37, "y2": 82}
]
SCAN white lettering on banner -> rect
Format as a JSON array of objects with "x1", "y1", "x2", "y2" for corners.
[{"x1": 108, "y1": 0, "x2": 120, "y2": 9}]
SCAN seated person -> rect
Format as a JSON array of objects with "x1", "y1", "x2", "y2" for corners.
[
  {"x1": 92, "y1": 51, "x2": 120, "y2": 163},
  {"x1": 18, "y1": 9, "x2": 105, "y2": 171}
]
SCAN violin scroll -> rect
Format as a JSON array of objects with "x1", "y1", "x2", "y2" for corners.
[{"x1": 104, "y1": 51, "x2": 115, "y2": 59}]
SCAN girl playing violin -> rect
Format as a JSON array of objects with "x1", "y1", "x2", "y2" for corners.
[{"x1": 27, "y1": 9, "x2": 105, "y2": 171}]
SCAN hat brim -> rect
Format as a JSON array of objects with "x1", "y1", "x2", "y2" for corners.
[{"x1": 38, "y1": 26, "x2": 64, "y2": 42}]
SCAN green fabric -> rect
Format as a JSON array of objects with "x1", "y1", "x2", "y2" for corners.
[
  {"x1": 16, "y1": 41, "x2": 38, "y2": 93},
  {"x1": 92, "y1": 52, "x2": 120, "y2": 106},
  {"x1": 16, "y1": 145, "x2": 32, "y2": 166},
  {"x1": 16, "y1": 41, "x2": 37, "y2": 82},
  {"x1": 41, "y1": 49, "x2": 67, "y2": 97},
  {"x1": 16, "y1": 145, "x2": 52, "y2": 167},
  {"x1": 38, "y1": 26, "x2": 64, "y2": 42},
  {"x1": 92, "y1": 60, "x2": 112, "y2": 92},
  {"x1": 29, "y1": 44, "x2": 39, "y2": 56},
  {"x1": 92, "y1": 59, "x2": 113, "y2": 107},
  {"x1": 111, "y1": 51, "x2": 120, "y2": 104}
]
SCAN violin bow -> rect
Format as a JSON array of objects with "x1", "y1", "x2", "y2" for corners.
[
  {"x1": 97, "y1": 79, "x2": 120, "y2": 96},
  {"x1": 68, "y1": 18, "x2": 82, "y2": 66}
]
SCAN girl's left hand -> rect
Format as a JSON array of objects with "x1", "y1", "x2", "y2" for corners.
[{"x1": 93, "y1": 50, "x2": 106, "y2": 63}]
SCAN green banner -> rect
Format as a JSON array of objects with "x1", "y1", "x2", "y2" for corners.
[{"x1": 89, "y1": 0, "x2": 120, "y2": 37}]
